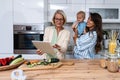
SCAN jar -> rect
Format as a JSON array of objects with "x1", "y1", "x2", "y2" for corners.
[
  {"x1": 107, "y1": 54, "x2": 119, "y2": 73},
  {"x1": 108, "y1": 40, "x2": 117, "y2": 54},
  {"x1": 115, "y1": 47, "x2": 120, "y2": 67}
]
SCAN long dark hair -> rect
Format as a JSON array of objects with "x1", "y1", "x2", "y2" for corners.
[{"x1": 86, "y1": 13, "x2": 103, "y2": 53}]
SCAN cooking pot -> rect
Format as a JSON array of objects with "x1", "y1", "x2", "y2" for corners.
[{"x1": 26, "y1": 26, "x2": 32, "y2": 30}]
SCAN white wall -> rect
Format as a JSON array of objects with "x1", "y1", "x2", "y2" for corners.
[{"x1": 0, "y1": 0, "x2": 13, "y2": 53}]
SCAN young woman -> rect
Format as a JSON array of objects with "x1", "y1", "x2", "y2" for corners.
[
  {"x1": 73, "y1": 13, "x2": 103, "y2": 59},
  {"x1": 36, "y1": 10, "x2": 70, "y2": 59}
]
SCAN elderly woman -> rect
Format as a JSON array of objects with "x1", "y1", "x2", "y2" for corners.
[
  {"x1": 73, "y1": 13, "x2": 103, "y2": 59},
  {"x1": 36, "y1": 10, "x2": 70, "y2": 59}
]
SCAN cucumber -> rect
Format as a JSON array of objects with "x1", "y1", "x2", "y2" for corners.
[
  {"x1": 38, "y1": 61, "x2": 50, "y2": 65},
  {"x1": 49, "y1": 58, "x2": 59, "y2": 63},
  {"x1": 10, "y1": 58, "x2": 24, "y2": 65},
  {"x1": 13, "y1": 55, "x2": 22, "y2": 60},
  {"x1": 10, "y1": 55, "x2": 22, "y2": 63}
]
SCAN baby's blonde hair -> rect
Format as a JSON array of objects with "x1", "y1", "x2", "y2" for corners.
[{"x1": 77, "y1": 11, "x2": 85, "y2": 19}]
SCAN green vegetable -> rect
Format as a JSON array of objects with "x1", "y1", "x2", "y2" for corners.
[
  {"x1": 39, "y1": 61, "x2": 50, "y2": 65},
  {"x1": 26, "y1": 58, "x2": 59, "y2": 68},
  {"x1": 10, "y1": 58, "x2": 24, "y2": 65},
  {"x1": 10, "y1": 55, "x2": 22, "y2": 63},
  {"x1": 49, "y1": 58, "x2": 59, "y2": 63},
  {"x1": 37, "y1": 62, "x2": 41, "y2": 65},
  {"x1": 26, "y1": 62, "x2": 31, "y2": 65},
  {"x1": 27, "y1": 64, "x2": 33, "y2": 68},
  {"x1": 13, "y1": 55, "x2": 22, "y2": 60}
]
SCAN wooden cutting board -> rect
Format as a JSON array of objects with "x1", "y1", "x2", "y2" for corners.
[
  {"x1": 0, "y1": 60, "x2": 25, "y2": 71},
  {"x1": 19, "y1": 61, "x2": 74, "y2": 71}
]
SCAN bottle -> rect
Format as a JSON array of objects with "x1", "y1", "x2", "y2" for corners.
[{"x1": 108, "y1": 40, "x2": 117, "y2": 54}]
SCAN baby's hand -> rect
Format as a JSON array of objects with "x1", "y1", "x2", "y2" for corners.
[{"x1": 72, "y1": 21, "x2": 78, "y2": 29}]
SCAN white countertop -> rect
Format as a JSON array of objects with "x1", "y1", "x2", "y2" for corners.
[
  {"x1": 0, "y1": 53, "x2": 75, "y2": 59},
  {"x1": 0, "y1": 53, "x2": 45, "y2": 59},
  {"x1": 0, "y1": 50, "x2": 107, "y2": 59}
]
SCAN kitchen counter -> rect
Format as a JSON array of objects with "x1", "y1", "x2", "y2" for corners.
[
  {"x1": 0, "y1": 59, "x2": 120, "y2": 80},
  {"x1": 0, "y1": 53, "x2": 75, "y2": 59},
  {"x1": 0, "y1": 53, "x2": 45, "y2": 59},
  {"x1": 0, "y1": 49, "x2": 107, "y2": 59}
]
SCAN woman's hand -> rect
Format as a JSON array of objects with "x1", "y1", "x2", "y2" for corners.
[
  {"x1": 36, "y1": 49, "x2": 44, "y2": 55},
  {"x1": 83, "y1": 29, "x2": 86, "y2": 34},
  {"x1": 74, "y1": 28, "x2": 78, "y2": 36},
  {"x1": 53, "y1": 44, "x2": 61, "y2": 51},
  {"x1": 73, "y1": 28, "x2": 78, "y2": 44},
  {"x1": 72, "y1": 21, "x2": 79, "y2": 32}
]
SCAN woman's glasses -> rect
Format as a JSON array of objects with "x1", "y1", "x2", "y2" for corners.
[{"x1": 55, "y1": 18, "x2": 64, "y2": 21}]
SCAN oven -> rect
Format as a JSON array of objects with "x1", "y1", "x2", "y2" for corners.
[{"x1": 14, "y1": 25, "x2": 44, "y2": 54}]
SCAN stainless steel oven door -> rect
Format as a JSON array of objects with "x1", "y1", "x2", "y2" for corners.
[{"x1": 14, "y1": 31, "x2": 44, "y2": 54}]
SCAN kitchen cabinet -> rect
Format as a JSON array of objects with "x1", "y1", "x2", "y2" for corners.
[
  {"x1": 13, "y1": 0, "x2": 44, "y2": 24},
  {"x1": 48, "y1": 0, "x2": 104, "y2": 22},
  {"x1": 48, "y1": 0, "x2": 120, "y2": 23},
  {"x1": 68, "y1": 0, "x2": 86, "y2": 22},
  {"x1": 49, "y1": 0, "x2": 86, "y2": 4},
  {"x1": 86, "y1": 4, "x2": 120, "y2": 23},
  {"x1": 47, "y1": 0, "x2": 86, "y2": 22},
  {"x1": 48, "y1": 0, "x2": 67, "y2": 4},
  {"x1": 69, "y1": 0, "x2": 85, "y2": 4},
  {"x1": 86, "y1": 0, "x2": 104, "y2": 4},
  {"x1": 48, "y1": 4, "x2": 70, "y2": 22},
  {"x1": 69, "y1": 5, "x2": 86, "y2": 22},
  {"x1": 0, "y1": 0, "x2": 13, "y2": 53},
  {"x1": 70, "y1": 0, "x2": 103, "y2": 4},
  {"x1": 48, "y1": 4, "x2": 85, "y2": 22},
  {"x1": 105, "y1": 0, "x2": 120, "y2": 4}
]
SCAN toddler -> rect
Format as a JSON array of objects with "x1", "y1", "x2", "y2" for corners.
[{"x1": 72, "y1": 11, "x2": 86, "y2": 37}]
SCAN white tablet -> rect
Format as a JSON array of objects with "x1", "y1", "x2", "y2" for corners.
[{"x1": 32, "y1": 40, "x2": 56, "y2": 54}]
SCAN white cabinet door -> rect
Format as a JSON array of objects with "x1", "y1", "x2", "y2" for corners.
[
  {"x1": 48, "y1": 4, "x2": 86, "y2": 22},
  {"x1": 48, "y1": 0, "x2": 67, "y2": 4},
  {"x1": 105, "y1": 0, "x2": 120, "y2": 4},
  {"x1": 0, "y1": 0, "x2": 13, "y2": 53},
  {"x1": 86, "y1": 4, "x2": 120, "y2": 23},
  {"x1": 86, "y1": 0, "x2": 104, "y2": 4},
  {"x1": 70, "y1": 5, "x2": 86, "y2": 22},
  {"x1": 13, "y1": 0, "x2": 44, "y2": 24},
  {"x1": 48, "y1": 4, "x2": 70, "y2": 22},
  {"x1": 69, "y1": 0, "x2": 85, "y2": 4}
]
